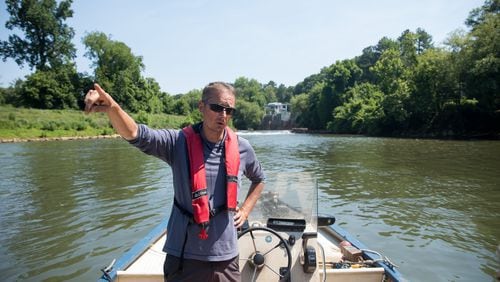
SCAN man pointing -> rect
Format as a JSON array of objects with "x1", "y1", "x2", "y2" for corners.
[{"x1": 85, "y1": 82, "x2": 265, "y2": 281}]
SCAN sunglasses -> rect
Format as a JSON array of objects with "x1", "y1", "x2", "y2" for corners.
[{"x1": 207, "y1": 103, "x2": 236, "y2": 115}]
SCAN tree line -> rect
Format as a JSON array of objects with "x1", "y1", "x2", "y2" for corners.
[{"x1": 1, "y1": 0, "x2": 498, "y2": 138}]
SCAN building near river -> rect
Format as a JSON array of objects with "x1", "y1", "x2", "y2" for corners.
[{"x1": 261, "y1": 102, "x2": 292, "y2": 129}]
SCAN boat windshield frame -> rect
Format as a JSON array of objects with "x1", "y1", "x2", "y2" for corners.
[{"x1": 244, "y1": 172, "x2": 318, "y2": 232}]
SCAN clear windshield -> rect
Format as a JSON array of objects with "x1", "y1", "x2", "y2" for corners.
[{"x1": 244, "y1": 172, "x2": 318, "y2": 232}]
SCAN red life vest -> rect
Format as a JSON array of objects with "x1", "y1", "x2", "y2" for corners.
[{"x1": 182, "y1": 124, "x2": 240, "y2": 240}]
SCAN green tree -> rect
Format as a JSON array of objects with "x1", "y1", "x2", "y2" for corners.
[
  {"x1": 409, "y1": 48, "x2": 449, "y2": 131},
  {"x1": 83, "y1": 32, "x2": 164, "y2": 113},
  {"x1": 355, "y1": 37, "x2": 399, "y2": 83},
  {"x1": 161, "y1": 92, "x2": 175, "y2": 114},
  {"x1": 276, "y1": 84, "x2": 293, "y2": 103},
  {"x1": 318, "y1": 59, "x2": 362, "y2": 129},
  {"x1": 290, "y1": 93, "x2": 309, "y2": 127},
  {"x1": 262, "y1": 81, "x2": 278, "y2": 104},
  {"x1": 465, "y1": 0, "x2": 499, "y2": 29},
  {"x1": 398, "y1": 29, "x2": 418, "y2": 67},
  {"x1": 0, "y1": 0, "x2": 83, "y2": 109},
  {"x1": 232, "y1": 99, "x2": 263, "y2": 130},
  {"x1": 301, "y1": 82, "x2": 324, "y2": 130},
  {"x1": 16, "y1": 65, "x2": 80, "y2": 109},
  {"x1": 293, "y1": 72, "x2": 325, "y2": 95},
  {"x1": 234, "y1": 77, "x2": 266, "y2": 107},
  {"x1": 371, "y1": 49, "x2": 411, "y2": 133},
  {"x1": 181, "y1": 89, "x2": 202, "y2": 112},
  {"x1": 172, "y1": 97, "x2": 190, "y2": 115},
  {"x1": 329, "y1": 83, "x2": 385, "y2": 134},
  {"x1": 462, "y1": 0, "x2": 499, "y2": 130},
  {"x1": 415, "y1": 28, "x2": 434, "y2": 54},
  {"x1": 0, "y1": 0, "x2": 76, "y2": 71}
]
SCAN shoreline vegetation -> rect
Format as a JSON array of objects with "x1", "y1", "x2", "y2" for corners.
[
  {"x1": 1, "y1": 105, "x2": 498, "y2": 143},
  {"x1": 0, "y1": 134, "x2": 121, "y2": 143},
  {"x1": 0, "y1": 105, "x2": 188, "y2": 143}
]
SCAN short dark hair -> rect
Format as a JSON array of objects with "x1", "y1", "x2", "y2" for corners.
[{"x1": 202, "y1": 82, "x2": 236, "y2": 102}]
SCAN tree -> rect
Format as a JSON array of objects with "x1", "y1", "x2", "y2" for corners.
[
  {"x1": 371, "y1": 49, "x2": 411, "y2": 133},
  {"x1": 300, "y1": 82, "x2": 324, "y2": 130},
  {"x1": 409, "y1": 49, "x2": 450, "y2": 131},
  {"x1": 461, "y1": 0, "x2": 500, "y2": 132},
  {"x1": 233, "y1": 77, "x2": 266, "y2": 107},
  {"x1": 0, "y1": 0, "x2": 76, "y2": 71},
  {"x1": 415, "y1": 28, "x2": 433, "y2": 54},
  {"x1": 355, "y1": 36, "x2": 399, "y2": 83},
  {"x1": 329, "y1": 83, "x2": 385, "y2": 134},
  {"x1": 232, "y1": 99, "x2": 263, "y2": 130},
  {"x1": 463, "y1": 0, "x2": 500, "y2": 114},
  {"x1": 290, "y1": 93, "x2": 309, "y2": 127},
  {"x1": 16, "y1": 65, "x2": 80, "y2": 109},
  {"x1": 262, "y1": 81, "x2": 277, "y2": 104},
  {"x1": 83, "y1": 32, "x2": 164, "y2": 113},
  {"x1": 465, "y1": 0, "x2": 500, "y2": 30},
  {"x1": 317, "y1": 59, "x2": 362, "y2": 129},
  {"x1": 398, "y1": 29, "x2": 418, "y2": 67},
  {"x1": 276, "y1": 84, "x2": 293, "y2": 103},
  {"x1": 172, "y1": 96, "x2": 190, "y2": 115},
  {"x1": 293, "y1": 72, "x2": 325, "y2": 95},
  {"x1": 0, "y1": 0, "x2": 83, "y2": 109}
]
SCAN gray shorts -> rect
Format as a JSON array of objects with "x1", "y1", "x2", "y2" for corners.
[{"x1": 163, "y1": 254, "x2": 240, "y2": 282}]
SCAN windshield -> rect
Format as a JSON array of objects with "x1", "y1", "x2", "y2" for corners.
[{"x1": 245, "y1": 172, "x2": 318, "y2": 232}]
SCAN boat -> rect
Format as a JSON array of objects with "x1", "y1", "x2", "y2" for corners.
[{"x1": 98, "y1": 172, "x2": 403, "y2": 282}]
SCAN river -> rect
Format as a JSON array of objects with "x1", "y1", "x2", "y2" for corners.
[{"x1": 0, "y1": 131, "x2": 499, "y2": 281}]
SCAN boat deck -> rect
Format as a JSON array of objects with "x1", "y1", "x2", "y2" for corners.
[{"x1": 115, "y1": 229, "x2": 386, "y2": 282}]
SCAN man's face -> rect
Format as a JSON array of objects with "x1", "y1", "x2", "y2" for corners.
[{"x1": 199, "y1": 89, "x2": 236, "y2": 134}]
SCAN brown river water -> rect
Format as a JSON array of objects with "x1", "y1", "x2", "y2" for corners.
[{"x1": 0, "y1": 131, "x2": 499, "y2": 281}]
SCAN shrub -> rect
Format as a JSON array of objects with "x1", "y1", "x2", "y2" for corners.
[{"x1": 41, "y1": 121, "x2": 59, "y2": 131}]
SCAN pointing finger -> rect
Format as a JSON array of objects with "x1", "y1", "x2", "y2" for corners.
[{"x1": 94, "y1": 83, "x2": 106, "y2": 95}]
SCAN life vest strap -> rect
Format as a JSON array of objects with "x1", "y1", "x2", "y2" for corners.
[
  {"x1": 174, "y1": 198, "x2": 228, "y2": 224},
  {"x1": 227, "y1": 175, "x2": 238, "y2": 183}
]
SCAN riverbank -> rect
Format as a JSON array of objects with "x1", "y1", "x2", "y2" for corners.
[
  {"x1": 0, "y1": 134, "x2": 121, "y2": 143},
  {"x1": 291, "y1": 127, "x2": 500, "y2": 140},
  {"x1": 2, "y1": 106, "x2": 498, "y2": 142},
  {"x1": 0, "y1": 105, "x2": 187, "y2": 143}
]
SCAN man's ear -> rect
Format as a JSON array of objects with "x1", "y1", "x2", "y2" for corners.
[{"x1": 198, "y1": 101, "x2": 204, "y2": 112}]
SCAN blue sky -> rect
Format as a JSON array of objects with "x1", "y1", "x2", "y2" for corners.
[{"x1": 0, "y1": 0, "x2": 485, "y2": 94}]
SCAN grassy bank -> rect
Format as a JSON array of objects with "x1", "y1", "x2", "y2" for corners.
[{"x1": 0, "y1": 105, "x2": 188, "y2": 141}]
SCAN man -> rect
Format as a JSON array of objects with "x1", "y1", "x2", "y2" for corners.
[{"x1": 84, "y1": 82, "x2": 265, "y2": 281}]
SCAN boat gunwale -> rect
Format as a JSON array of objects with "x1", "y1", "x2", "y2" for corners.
[
  {"x1": 324, "y1": 224, "x2": 403, "y2": 282},
  {"x1": 97, "y1": 217, "x2": 169, "y2": 282}
]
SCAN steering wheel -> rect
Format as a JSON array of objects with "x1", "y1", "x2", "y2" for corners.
[{"x1": 238, "y1": 226, "x2": 292, "y2": 281}]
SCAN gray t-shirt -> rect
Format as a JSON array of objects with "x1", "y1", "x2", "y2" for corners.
[{"x1": 129, "y1": 124, "x2": 265, "y2": 261}]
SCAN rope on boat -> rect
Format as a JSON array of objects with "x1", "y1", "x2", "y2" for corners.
[
  {"x1": 100, "y1": 258, "x2": 116, "y2": 281},
  {"x1": 360, "y1": 249, "x2": 399, "y2": 269}
]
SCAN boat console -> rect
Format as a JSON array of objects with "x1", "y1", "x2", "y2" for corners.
[
  {"x1": 237, "y1": 172, "x2": 324, "y2": 281},
  {"x1": 237, "y1": 172, "x2": 396, "y2": 282}
]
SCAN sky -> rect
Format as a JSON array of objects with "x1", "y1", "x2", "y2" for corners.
[{"x1": 0, "y1": 0, "x2": 485, "y2": 94}]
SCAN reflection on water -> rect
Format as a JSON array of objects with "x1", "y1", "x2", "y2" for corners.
[
  {"x1": 243, "y1": 134, "x2": 500, "y2": 281},
  {"x1": 0, "y1": 134, "x2": 499, "y2": 281},
  {"x1": 0, "y1": 139, "x2": 172, "y2": 281}
]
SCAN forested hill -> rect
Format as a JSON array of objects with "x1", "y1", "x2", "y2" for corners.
[{"x1": 1, "y1": 0, "x2": 498, "y2": 139}]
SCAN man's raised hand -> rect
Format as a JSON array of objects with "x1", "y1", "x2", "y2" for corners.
[{"x1": 84, "y1": 83, "x2": 113, "y2": 114}]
